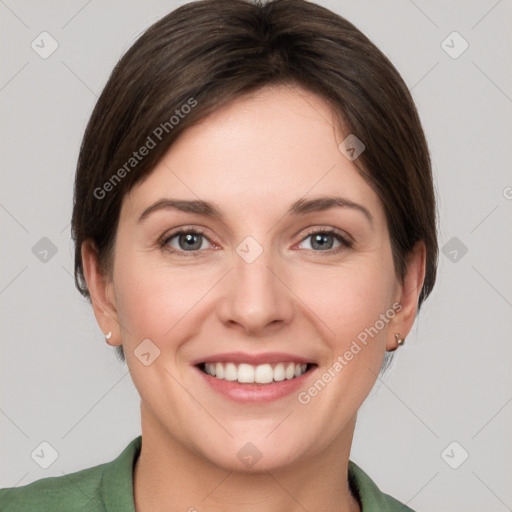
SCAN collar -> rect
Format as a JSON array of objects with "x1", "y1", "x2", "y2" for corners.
[{"x1": 100, "y1": 436, "x2": 413, "y2": 512}]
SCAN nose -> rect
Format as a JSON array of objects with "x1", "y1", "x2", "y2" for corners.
[{"x1": 217, "y1": 241, "x2": 294, "y2": 336}]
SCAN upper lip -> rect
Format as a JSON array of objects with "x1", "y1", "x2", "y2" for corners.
[{"x1": 192, "y1": 352, "x2": 313, "y2": 366}]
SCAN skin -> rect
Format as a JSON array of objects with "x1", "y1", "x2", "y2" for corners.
[{"x1": 82, "y1": 84, "x2": 425, "y2": 512}]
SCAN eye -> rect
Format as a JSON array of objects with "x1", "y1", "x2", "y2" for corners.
[
  {"x1": 160, "y1": 228, "x2": 213, "y2": 256},
  {"x1": 297, "y1": 228, "x2": 352, "y2": 254},
  {"x1": 160, "y1": 227, "x2": 352, "y2": 257}
]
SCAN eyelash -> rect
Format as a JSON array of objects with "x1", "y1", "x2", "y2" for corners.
[{"x1": 159, "y1": 227, "x2": 353, "y2": 257}]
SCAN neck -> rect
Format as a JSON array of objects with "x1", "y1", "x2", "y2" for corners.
[{"x1": 133, "y1": 404, "x2": 361, "y2": 512}]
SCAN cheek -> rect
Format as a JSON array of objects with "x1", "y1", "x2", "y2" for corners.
[
  {"x1": 296, "y1": 258, "x2": 396, "y2": 345},
  {"x1": 112, "y1": 249, "x2": 214, "y2": 346}
]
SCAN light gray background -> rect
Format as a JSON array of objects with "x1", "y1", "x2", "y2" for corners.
[{"x1": 1, "y1": 1, "x2": 511, "y2": 511}]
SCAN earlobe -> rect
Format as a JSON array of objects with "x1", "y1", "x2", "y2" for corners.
[
  {"x1": 386, "y1": 241, "x2": 426, "y2": 351},
  {"x1": 81, "y1": 239, "x2": 120, "y2": 343}
]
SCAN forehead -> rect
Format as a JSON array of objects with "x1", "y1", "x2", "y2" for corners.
[{"x1": 121, "y1": 84, "x2": 386, "y2": 229}]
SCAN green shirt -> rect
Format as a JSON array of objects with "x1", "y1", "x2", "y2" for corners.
[{"x1": 0, "y1": 436, "x2": 415, "y2": 511}]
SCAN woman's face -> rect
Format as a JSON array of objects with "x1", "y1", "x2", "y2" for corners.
[{"x1": 90, "y1": 84, "x2": 422, "y2": 471}]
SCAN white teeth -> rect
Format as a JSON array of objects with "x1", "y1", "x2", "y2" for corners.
[
  {"x1": 203, "y1": 361, "x2": 309, "y2": 384},
  {"x1": 273, "y1": 363, "x2": 285, "y2": 381},
  {"x1": 254, "y1": 364, "x2": 273, "y2": 384},
  {"x1": 204, "y1": 363, "x2": 216, "y2": 376},
  {"x1": 224, "y1": 362, "x2": 237, "y2": 381},
  {"x1": 238, "y1": 363, "x2": 255, "y2": 383},
  {"x1": 285, "y1": 363, "x2": 295, "y2": 380},
  {"x1": 215, "y1": 362, "x2": 224, "y2": 379}
]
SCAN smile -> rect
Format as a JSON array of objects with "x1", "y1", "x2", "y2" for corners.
[{"x1": 200, "y1": 362, "x2": 310, "y2": 384}]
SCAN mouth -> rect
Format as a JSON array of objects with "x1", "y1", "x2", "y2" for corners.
[
  {"x1": 192, "y1": 351, "x2": 318, "y2": 403},
  {"x1": 194, "y1": 354, "x2": 317, "y2": 403},
  {"x1": 197, "y1": 361, "x2": 314, "y2": 384}
]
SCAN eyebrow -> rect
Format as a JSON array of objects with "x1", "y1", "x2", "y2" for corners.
[{"x1": 138, "y1": 195, "x2": 373, "y2": 225}]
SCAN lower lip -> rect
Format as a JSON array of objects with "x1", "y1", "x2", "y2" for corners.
[{"x1": 195, "y1": 366, "x2": 315, "y2": 403}]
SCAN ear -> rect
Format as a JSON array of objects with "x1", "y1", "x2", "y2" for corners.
[
  {"x1": 386, "y1": 241, "x2": 426, "y2": 351},
  {"x1": 81, "y1": 239, "x2": 121, "y2": 346}
]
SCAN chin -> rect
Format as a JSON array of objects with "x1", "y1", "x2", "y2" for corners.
[{"x1": 199, "y1": 439, "x2": 308, "y2": 474}]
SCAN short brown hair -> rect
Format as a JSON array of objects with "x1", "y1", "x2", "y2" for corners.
[{"x1": 71, "y1": 0, "x2": 438, "y2": 363}]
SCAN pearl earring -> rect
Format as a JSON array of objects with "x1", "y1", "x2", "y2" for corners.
[
  {"x1": 395, "y1": 333, "x2": 405, "y2": 347},
  {"x1": 105, "y1": 331, "x2": 112, "y2": 340}
]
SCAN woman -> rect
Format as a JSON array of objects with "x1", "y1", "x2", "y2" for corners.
[{"x1": 0, "y1": 0, "x2": 437, "y2": 510}]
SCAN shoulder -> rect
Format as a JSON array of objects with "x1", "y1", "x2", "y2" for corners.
[
  {"x1": 0, "y1": 436, "x2": 142, "y2": 512},
  {"x1": 348, "y1": 460, "x2": 416, "y2": 512},
  {"x1": 0, "y1": 463, "x2": 107, "y2": 512}
]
